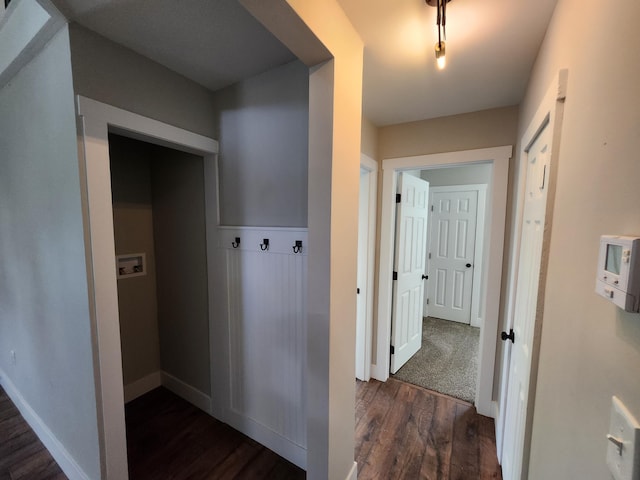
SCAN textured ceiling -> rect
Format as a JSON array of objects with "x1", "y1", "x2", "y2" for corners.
[
  {"x1": 52, "y1": 0, "x2": 296, "y2": 92},
  {"x1": 338, "y1": 0, "x2": 558, "y2": 125},
  {"x1": 52, "y1": 0, "x2": 558, "y2": 126}
]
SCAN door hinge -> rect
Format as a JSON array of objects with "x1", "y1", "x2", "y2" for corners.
[
  {"x1": 357, "y1": 287, "x2": 360, "y2": 294},
  {"x1": 428, "y1": 252, "x2": 431, "y2": 259},
  {"x1": 393, "y1": 271, "x2": 398, "y2": 280},
  {"x1": 390, "y1": 345, "x2": 395, "y2": 355},
  {"x1": 426, "y1": 298, "x2": 429, "y2": 305},
  {"x1": 396, "y1": 193, "x2": 401, "y2": 203},
  {"x1": 430, "y1": 205, "x2": 434, "y2": 212},
  {"x1": 501, "y1": 329, "x2": 515, "y2": 343}
]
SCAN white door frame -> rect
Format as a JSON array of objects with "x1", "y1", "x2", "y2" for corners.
[
  {"x1": 496, "y1": 70, "x2": 567, "y2": 470},
  {"x1": 356, "y1": 154, "x2": 378, "y2": 381},
  {"x1": 76, "y1": 96, "x2": 219, "y2": 479},
  {"x1": 425, "y1": 184, "x2": 487, "y2": 327},
  {"x1": 375, "y1": 146, "x2": 511, "y2": 417}
]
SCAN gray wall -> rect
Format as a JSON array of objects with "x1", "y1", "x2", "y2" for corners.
[
  {"x1": 151, "y1": 146, "x2": 210, "y2": 394},
  {"x1": 421, "y1": 163, "x2": 492, "y2": 186},
  {"x1": 110, "y1": 134, "x2": 211, "y2": 396},
  {"x1": 110, "y1": 134, "x2": 161, "y2": 386},
  {"x1": 69, "y1": 23, "x2": 216, "y2": 137},
  {"x1": 517, "y1": 0, "x2": 640, "y2": 478},
  {"x1": 378, "y1": 106, "x2": 519, "y2": 160},
  {"x1": 213, "y1": 60, "x2": 309, "y2": 227},
  {"x1": 0, "y1": 27, "x2": 101, "y2": 479}
]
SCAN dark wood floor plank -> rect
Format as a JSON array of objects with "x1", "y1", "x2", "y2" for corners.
[
  {"x1": 478, "y1": 415, "x2": 503, "y2": 479},
  {"x1": 356, "y1": 379, "x2": 502, "y2": 480},
  {"x1": 354, "y1": 376, "x2": 402, "y2": 476},
  {"x1": 125, "y1": 387, "x2": 305, "y2": 480},
  {"x1": 10, "y1": 448, "x2": 62, "y2": 480},
  {"x1": 0, "y1": 387, "x2": 66, "y2": 480},
  {"x1": 416, "y1": 389, "x2": 456, "y2": 479},
  {"x1": 450, "y1": 402, "x2": 480, "y2": 480},
  {"x1": 2, "y1": 379, "x2": 503, "y2": 480}
]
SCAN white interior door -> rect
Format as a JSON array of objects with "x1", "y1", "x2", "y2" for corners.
[
  {"x1": 390, "y1": 173, "x2": 429, "y2": 374},
  {"x1": 501, "y1": 121, "x2": 552, "y2": 480},
  {"x1": 355, "y1": 168, "x2": 369, "y2": 380},
  {"x1": 426, "y1": 188, "x2": 479, "y2": 324}
]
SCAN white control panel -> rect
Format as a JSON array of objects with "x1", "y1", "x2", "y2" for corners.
[{"x1": 596, "y1": 236, "x2": 640, "y2": 312}]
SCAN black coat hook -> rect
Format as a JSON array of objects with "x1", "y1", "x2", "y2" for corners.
[
  {"x1": 260, "y1": 238, "x2": 270, "y2": 251},
  {"x1": 293, "y1": 240, "x2": 303, "y2": 254},
  {"x1": 232, "y1": 237, "x2": 241, "y2": 248}
]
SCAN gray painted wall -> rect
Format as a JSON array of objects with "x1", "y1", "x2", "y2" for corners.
[
  {"x1": 519, "y1": 0, "x2": 640, "y2": 478},
  {"x1": 378, "y1": 106, "x2": 518, "y2": 160},
  {"x1": 110, "y1": 134, "x2": 162, "y2": 386},
  {"x1": 151, "y1": 146, "x2": 210, "y2": 394},
  {"x1": 421, "y1": 163, "x2": 492, "y2": 186},
  {"x1": 0, "y1": 27, "x2": 101, "y2": 479},
  {"x1": 110, "y1": 134, "x2": 211, "y2": 396},
  {"x1": 69, "y1": 23, "x2": 216, "y2": 137},
  {"x1": 213, "y1": 60, "x2": 309, "y2": 227}
]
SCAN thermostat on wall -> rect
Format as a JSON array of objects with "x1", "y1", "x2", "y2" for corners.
[
  {"x1": 116, "y1": 253, "x2": 146, "y2": 279},
  {"x1": 596, "y1": 236, "x2": 640, "y2": 312}
]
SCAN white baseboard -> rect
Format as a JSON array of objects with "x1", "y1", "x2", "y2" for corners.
[
  {"x1": 0, "y1": 370, "x2": 90, "y2": 480},
  {"x1": 161, "y1": 371, "x2": 212, "y2": 414},
  {"x1": 369, "y1": 363, "x2": 387, "y2": 382},
  {"x1": 345, "y1": 461, "x2": 358, "y2": 480},
  {"x1": 124, "y1": 371, "x2": 161, "y2": 403}
]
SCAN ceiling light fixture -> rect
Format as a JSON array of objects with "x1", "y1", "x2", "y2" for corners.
[{"x1": 426, "y1": 0, "x2": 451, "y2": 70}]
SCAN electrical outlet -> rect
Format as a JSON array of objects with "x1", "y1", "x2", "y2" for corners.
[
  {"x1": 9, "y1": 350, "x2": 15, "y2": 365},
  {"x1": 607, "y1": 396, "x2": 640, "y2": 480}
]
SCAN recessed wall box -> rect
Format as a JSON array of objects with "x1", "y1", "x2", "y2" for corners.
[
  {"x1": 596, "y1": 236, "x2": 640, "y2": 312},
  {"x1": 116, "y1": 253, "x2": 146, "y2": 279}
]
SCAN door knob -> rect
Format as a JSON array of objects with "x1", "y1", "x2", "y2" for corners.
[
  {"x1": 422, "y1": 274, "x2": 428, "y2": 280},
  {"x1": 466, "y1": 263, "x2": 472, "y2": 268},
  {"x1": 501, "y1": 329, "x2": 515, "y2": 343}
]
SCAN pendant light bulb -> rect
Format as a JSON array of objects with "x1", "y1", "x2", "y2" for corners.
[{"x1": 435, "y1": 41, "x2": 446, "y2": 70}]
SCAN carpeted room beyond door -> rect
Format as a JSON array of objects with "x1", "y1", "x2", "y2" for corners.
[{"x1": 392, "y1": 317, "x2": 480, "y2": 403}]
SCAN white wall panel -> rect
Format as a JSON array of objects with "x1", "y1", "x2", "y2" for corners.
[{"x1": 218, "y1": 227, "x2": 308, "y2": 468}]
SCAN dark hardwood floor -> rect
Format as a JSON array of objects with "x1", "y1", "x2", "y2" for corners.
[
  {"x1": 355, "y1": 378, "x2": 502, "y2": 479},
  {"x1": 1, "y1": 379, "x2": 502, "y2": 480},
  {"x1": 125, "y1": 387, "x2": 304, "y2": 480},
  {"x1": 0, "y1": 386, "x2": 67, "y2": 480}
]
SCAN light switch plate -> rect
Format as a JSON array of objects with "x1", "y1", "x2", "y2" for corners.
[{"x1": 607, "y1": 396, "x2": 640, "y2": 480}]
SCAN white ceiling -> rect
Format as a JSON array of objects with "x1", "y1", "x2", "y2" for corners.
[
  {"x1": 339, "y1": 0, "x2": 558, "y2": 125},
  {"x1": 52, "y1": 0, "x2": 558, "y2": 126},
  {"x1": 51, "y1": 0, "x2": 297, "y2": 91}
]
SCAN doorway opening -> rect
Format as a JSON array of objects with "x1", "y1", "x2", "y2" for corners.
[
  {"x1": 77, "y1": 96, "x2": 219, "y2": 478},
  {"x1": 109, "y1": 133, "x2": 210, "y2": 409},
  {"x1": 389, "y1": 165, "x2": 489, "y2": 403},
  {"x1": 374, "y1": 146, "x2": 511, "y2": 417}
]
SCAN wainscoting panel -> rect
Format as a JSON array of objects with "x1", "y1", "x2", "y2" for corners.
[{"x1": 219, "y1": 227, "x2": 308, "y2": 468}]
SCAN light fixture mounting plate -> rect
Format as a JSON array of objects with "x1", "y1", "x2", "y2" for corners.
[{"x1": 425, "y1": 0, "x2": 451, "y2": 6}]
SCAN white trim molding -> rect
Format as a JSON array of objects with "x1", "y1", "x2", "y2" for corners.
[
  {"x1": 496, "y1": 69, "x2": 568, "y2": 470},
  {"x1": 76, "y1": 95, "x2": 219, "y2": 480},
  {"x1": 161, "y1": 372, "x2": 213, "y2": 415},
  {"x1": 358, "y1": 154, "x2": 378, "y2": 381},
  {"x1": 375, "y1": 145, "x2": 512, "y2": 418},
  {"x1": 345, "y1": 461, "x2": 358, "y2": 480},
  {"x1": 123, "y1": 372, "x2": 161, "y2": 404}
]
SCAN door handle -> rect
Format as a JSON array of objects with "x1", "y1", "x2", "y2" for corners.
[
  {"x1": 501, "y1": 329, "x2": 515, "y2": 343},
  {"x1": 466, "y1": 263, "x2": 472, "y2": 268},
  {"x1": 422, "y1": 274, "x2": 428, "y2": 280}
]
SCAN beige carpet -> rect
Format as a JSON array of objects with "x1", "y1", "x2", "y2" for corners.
[{"x1": 392, "y1": 316, "x2": 480, "y2": 403}]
